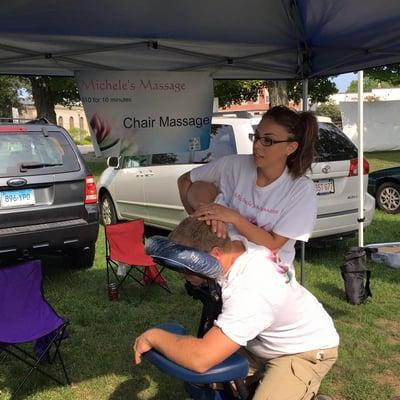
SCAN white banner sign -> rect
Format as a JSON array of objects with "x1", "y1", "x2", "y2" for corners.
[{"x1": 75, "y1": 71, "x2": 213, "y2": 157}]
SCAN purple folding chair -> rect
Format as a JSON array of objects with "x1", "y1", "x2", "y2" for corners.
[{"x1": 0, "y1": 260, "x2": 70, "y2": 398}]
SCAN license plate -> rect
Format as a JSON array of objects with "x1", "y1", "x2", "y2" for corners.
[
  {"x1": 0, "y1": 189, "x2": 35, "y2": 208},
  {"x1": 314, "y1": 179, "x2": 335, "y2": 195}
]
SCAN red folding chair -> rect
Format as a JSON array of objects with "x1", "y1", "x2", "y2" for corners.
[{"x1": 105, "y1": 219, "x2": 170, "y2": 301}]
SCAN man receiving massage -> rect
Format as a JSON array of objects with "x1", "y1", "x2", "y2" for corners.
[{"x1": 134, "y1": 217, "x2": 339, "y2": 400}]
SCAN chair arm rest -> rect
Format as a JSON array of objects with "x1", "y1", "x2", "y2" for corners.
[{"x1": 143, "y1": 323, "x2": 248, "y2": 384}]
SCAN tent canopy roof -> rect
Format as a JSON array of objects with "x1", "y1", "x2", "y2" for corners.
[{"x1": 1, "y1": 0, "x2": 400, "y2": 79}]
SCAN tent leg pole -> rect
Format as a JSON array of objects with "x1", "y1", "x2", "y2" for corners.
[
  {"x1": 299, "y1": 78, "x2": 309, "y2": 286},
  {"x1": 357, "y1": 70, "x2": 364, "y2": 248},
  {"x1": 300, "y1": 242, "x2": 305, "y2": 286}
]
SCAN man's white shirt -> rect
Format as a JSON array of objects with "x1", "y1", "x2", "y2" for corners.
[{"x1": 214, "y1": 239, "x2": 339, "y2": 359}]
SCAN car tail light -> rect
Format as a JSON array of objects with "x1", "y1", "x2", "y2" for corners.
[
  {"x1": 363, "y1": 158, "x2": 370, "y2": 175},
  {"x1": 0, "y1": 126, "x2": 27, "y2": 133},
  {"x1": 348, "y1": 158, "x2": 369, "y2": 177},
  {"x1": 85, "y1": 176, "x2": 97, "y2": 204}
]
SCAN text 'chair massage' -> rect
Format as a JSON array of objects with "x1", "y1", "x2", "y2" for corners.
[
  {"x1": 105, "y1": 219, "x2": 170, "y2": 301},
  {"x1": 142, "y1": 236, "x2": 250, "y2": 400},
  {"x1": 0, "y1": 260, "x2": 70, "y2": 399}
]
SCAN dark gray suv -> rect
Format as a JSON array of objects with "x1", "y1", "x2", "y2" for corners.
[{"x1": 0, "y1": 119, "x2": 99, "y2": 268}]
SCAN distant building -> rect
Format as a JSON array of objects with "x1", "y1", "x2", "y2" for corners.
[{"x1": 20, "y1": 100, "x2": 89, "y2": 132}]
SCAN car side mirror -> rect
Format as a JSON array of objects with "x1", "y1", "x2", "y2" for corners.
[{"x1": 107, "y1": 156, "x2": 120, "y2": 169}]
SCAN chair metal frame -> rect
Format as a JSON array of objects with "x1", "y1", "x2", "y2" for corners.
[
  {"x1": 105, "y1": 220, "x2": 171, "y2": 301},
  {"x1": 1, "y1": 323, "x2": 70, "y2": 398},
  {"x1": 0, "y1": 260, "x2": 70, "y2": 399}
]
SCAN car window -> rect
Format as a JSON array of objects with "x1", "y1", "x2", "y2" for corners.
[
  {"x1": 122, "y1": 155, "x2": 149, "y2": 168},
  {"x1": 149, "y1": 124, "x2": 237, "y2": 166},
  {"x1": 316, "y1": 122, "x2": 358, "y2": 162},
  {"x1": 0, "y1": 130, "x2": 80, "y2": 177}
]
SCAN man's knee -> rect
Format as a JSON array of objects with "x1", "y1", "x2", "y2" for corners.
[
  {"x1": 187, "y1": 181, "x2": 218, "y2": 211},
  {"x1": 251, "y1": 352, "x2": 337, "y2": 400},
  {"x1": 252, "y1": 356, "x2": 307, "y2": 400}
]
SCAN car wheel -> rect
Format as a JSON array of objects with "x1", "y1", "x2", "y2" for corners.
[
  {"x1": 100, "y1": 193, "x2": 117, "y2": 225},
  {"x1": 376, "y1": 182, "x2": 400, "y2": 214},
  {"x1": 68, "y1": 242, "x2": 96, "y2": 269}
]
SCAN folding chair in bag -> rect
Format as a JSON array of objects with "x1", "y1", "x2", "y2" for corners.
[
  {"x1": 105, "y1": 219, "x2": 170, "y2": 301},
  {"x1": 0, "y1": 260, "x2": 70, "y2": 399}
]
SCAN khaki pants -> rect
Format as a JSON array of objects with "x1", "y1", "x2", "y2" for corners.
[{"x1": 241, "y1": 347, "x2": 338, "y2": 400}]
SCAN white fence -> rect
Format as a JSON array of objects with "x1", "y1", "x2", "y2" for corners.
[{"x1": 340, "y1": 100, "x2": 400, "y2": 152}]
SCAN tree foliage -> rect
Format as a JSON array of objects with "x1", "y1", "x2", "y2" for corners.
[
  {"x1": 214, "y1": 78, "x2": 337, "y2": 109},
  {"x1": 0, "y1": 76, "x2": 28, "y2": 118},
  {"x1": 346, "y1": 76, "x2": 395, "y2": 93},
  {"x1": 0, "y1": 75, "x2": 80, "y2": 123},
  {"x1": 28, "y1": 77, "x2": 80, "y2": 123},
  {"x1": 365, "y1": 64, "x2": 400, "y2": 86},
  {"x1": 287, "y1": 78, "x2": 338, "y2": 105},
  {"x1": 214, "y1": 80, "x2": 266, "y2": 108},
  {"x1": 315, "y1": 102, "x2": 342, "y2": 127}
]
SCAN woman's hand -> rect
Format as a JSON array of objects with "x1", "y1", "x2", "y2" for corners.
[
  {"x1": 192, "y1": 203, "x2": 241, "y2": 238},
  {"x1": 210, "y1": 219, "x2": 228, "y2": 238},
  {"x1": 193, "y1": 203, "x2": 239, "y2": 224}
]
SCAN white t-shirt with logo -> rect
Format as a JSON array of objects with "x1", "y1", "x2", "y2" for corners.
[
  {"x1": 215, "y1": 240, "x2": 339, "y2": 359},
  {"x1": 190, "y1": 154, "x2": 317, "y2": 271}
]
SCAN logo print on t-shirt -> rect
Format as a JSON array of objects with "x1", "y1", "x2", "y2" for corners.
[
  {"x1": 265, "y1": 250, "x2": 293, "y2": 283},
  {"x1": 234, "y1": 193, "x2": 279, "y2": 214}
]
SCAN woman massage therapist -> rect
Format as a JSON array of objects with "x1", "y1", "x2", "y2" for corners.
[{"x1": 178, "y1": 106, "x2": 319, "y2": 275}]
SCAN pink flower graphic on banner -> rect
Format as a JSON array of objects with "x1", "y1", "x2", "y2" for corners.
[{"x1": 90, "y1": 113, "x2": 120, "y2": 151}]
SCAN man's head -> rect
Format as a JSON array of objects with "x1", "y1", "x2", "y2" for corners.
[
  {"x1": 169, "y1": 218, "x2": 246, "y2": 273},
  {"x1": 169, "y1": 217, "x2": 230, "y2": 253}
]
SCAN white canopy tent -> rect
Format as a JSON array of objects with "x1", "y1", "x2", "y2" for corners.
[{"x1": 1, "y1": 0, "x2": 399, "y2": 262}]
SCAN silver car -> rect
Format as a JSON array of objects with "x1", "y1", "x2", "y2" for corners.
[{"x1": 98, "y1": 116, "x2": 375, "y2": 242}]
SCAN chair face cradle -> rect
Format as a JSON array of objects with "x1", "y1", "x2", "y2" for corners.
[
  {"x1": 0, "y1": 259, "x2": 70, "y2": 398},
  {"x1": 104, "y1": 220, "x2": 170, "y2": 302}
]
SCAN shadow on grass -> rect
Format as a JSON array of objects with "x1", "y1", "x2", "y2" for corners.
[
  {"x1": 109, "y1": 367, "x2": 186, "y2": 400},
  {"x1": 305, "y1": 239, "x2": 400, "y2": 287},
  {"x1": 317, "y1": 282, "x2": 346, "y2": 303},
  {"x1": 0, "y1": 254, "x2": 197, "y2": 399}
]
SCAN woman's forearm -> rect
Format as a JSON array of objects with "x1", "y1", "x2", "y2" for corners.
[
  {"x1": 178, "y1": 173, "x2": 194, "y2": 214},
  {"x1": 232, "y1": 215, "x2": 288, "y2": 253}
]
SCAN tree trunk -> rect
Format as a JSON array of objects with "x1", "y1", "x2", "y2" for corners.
[
  {"x1": 29, "y1": 77, "x2": 57, "y2": 123},
  {"x1": 266, "y1": 80, "x2": 289, "y2": 107}
]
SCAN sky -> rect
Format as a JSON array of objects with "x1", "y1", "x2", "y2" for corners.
[{"x1": 332, "y1": 72, "x2": 358, "y2": 93}]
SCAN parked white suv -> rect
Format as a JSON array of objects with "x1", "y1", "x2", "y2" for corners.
[{"x1": 98, "y1": 115, "x2": 375, "y2": 241}]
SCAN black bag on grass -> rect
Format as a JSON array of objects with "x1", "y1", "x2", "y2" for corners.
[{"x1": 341, "y1": 247, "x2": 372, "y2": 305}]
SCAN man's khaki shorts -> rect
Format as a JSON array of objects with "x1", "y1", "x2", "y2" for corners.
[{"x1": 241, "y1": 347, "x2": 338, "y2": 400}]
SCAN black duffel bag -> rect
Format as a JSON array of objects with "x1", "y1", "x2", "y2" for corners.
[{"x1": 341, "y1": 247, "x2": 372, "y2": 305}]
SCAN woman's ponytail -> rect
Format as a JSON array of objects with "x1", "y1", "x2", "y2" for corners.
[
  {"x1": 263, "y1": 106, "x2": 319, "y2": 179},
  {"x1": 287, "y1": 111, "x2": 318, "y2": 178}
]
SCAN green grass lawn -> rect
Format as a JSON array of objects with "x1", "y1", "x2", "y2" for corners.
[
  {"x1": 365, "y1": 150, "x2": 400, "y2": 172},
  {"x1": 86, "y1": 158, "x2": 107, "y2": 178},
  {"x1": 1, "y1": 152, "x2": 399, "y2": 400}
]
